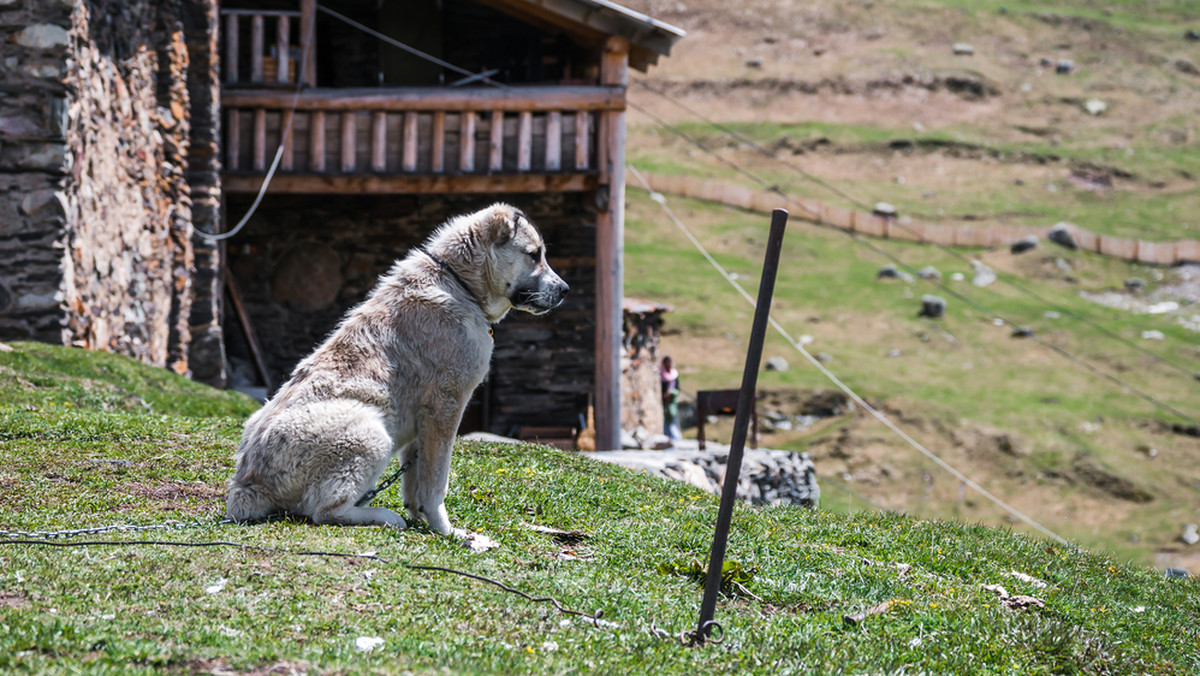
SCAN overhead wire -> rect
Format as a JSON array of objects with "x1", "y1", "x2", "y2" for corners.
[
  {"x1": 633, "y1": 80, "x2": 1200, "y2": 381},
  {"x1": 628, "y1": 164, "x2": 1070, "y2": 546},
  {"x1": 625, "y1": 102, "x2": 1200, "y2": 427}
]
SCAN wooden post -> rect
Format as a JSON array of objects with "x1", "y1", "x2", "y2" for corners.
[
  {"x1": 340, "y1": 111, "x2": 356, "y2": 172},
  {"x1": 226, "y1": 109, "x2": 240, "y2": 170},
  {"x1": 250, "y1": 14, "x2": 264, "y2": 83},
  {"x1": 281, "y1": 108, "x2": 294, "y2": 170},
  {"x1": 431, "y1": 111, "x2": 446, "y2": 173},
  {"x1": 460, "y1": 111, "x2": 476, "y2": 172},
  {"x1": 275, "y1": 14, "x2": 290, "y2": 84},
  {"x1": 517, "y1": 111, "x2": 532, "y2": 171},
  {"x1": 545, "y1": 111, "x2": 562, "y2": 171},
  {"x1": 574, "y1": 111, "x2": 589, "y2": 170},
  {"x1": 489, "y1": 110, "x2": 504, "y2": 171},
  {"x1": 310, "y1": 110, "x2": 325, "y2": 171},
  {"x1": 402, "y1": 112, "x2": 419, "y2": 172},
  {"x1": 594, "y1": 36, "x2": 628, "y2": 452},
  {"x1": 371, "y1": 111, "x2": 387, "y2": 172},
  {"x1": 224, "y1": 12, "x2": 240, "y2": 84},
  {"x1": 252, "y1": 108, "x2": 266, "y2": 171},
  {"x1": 299, "y1": 0, "x2": 316, "y2": 87}
]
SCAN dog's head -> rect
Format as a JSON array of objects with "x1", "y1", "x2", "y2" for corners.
[{"x1": 483, "y1": 204, "x2": 569, "y2": 315}]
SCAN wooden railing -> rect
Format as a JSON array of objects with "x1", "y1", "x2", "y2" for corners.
[
  {"x1": 221, "y1": 87, "x2": 622, "y2": 193},
  {"x1": 222, "y1": 8, "x2": 311, "y2": 87}
]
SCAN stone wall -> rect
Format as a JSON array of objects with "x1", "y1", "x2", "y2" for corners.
[
  {"x1": 223, "y1": 192, "x2": 596, "y2": 433},
  {"x1": 619, "y1": 300, "x2": 669, "y2": 436},
  {"x1": 0, "y1": 0, "x2": 216, "y2": 376}
]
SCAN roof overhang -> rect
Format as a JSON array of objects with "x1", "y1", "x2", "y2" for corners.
[{"x1": 474, "y1": 0, "x2": 686, "y2": 71}]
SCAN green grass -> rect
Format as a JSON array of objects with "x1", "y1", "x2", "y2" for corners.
[{"x1": 1, "y1": 343, "x2": 1199, "y2": 673}]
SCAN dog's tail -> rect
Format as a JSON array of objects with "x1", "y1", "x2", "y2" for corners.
[{"x1": 225, "y1": 480, "x2": 277, "y2": 523}]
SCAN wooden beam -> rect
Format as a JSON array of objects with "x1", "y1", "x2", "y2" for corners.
[
  {"x1": 298, "y1": 0, "x2": 316, "y2": 87},
  {"x1": 340, "y1": 111, "x2": 356, "y2": 172},
  {"x1": 431, "y1": 111, "x2": 446, "y2": 173},
  {"x1": 225, "y1": 269, "x2": 273, "y2": 391},
  {"x1": 489, "y1": 111, "x2": 504, "y2": 171},
  {"x1": 252, "y1": 108, "x2": 266, "y2": 171},
  {"x1": 371, "y1": 111, "x2": 387, "y2": 172},
  {"x1": 222, "y1": 86, "x2": 625, "y2": 112},
  {"x1": 309, "y1": 110, "x2": 325, "y2": 171},
  {"x1": 275, "y1": 14, "x2": 290, "y2": 84},
  {"x1": 460, "y1": 111, "x2": 476, "y2": 172},
  {"x1": 402, "y1": 112, "x2": 418, "y2": 172},
  {"x1": 222, "y1": 172, "x2": 599, "y2": 194},
  {"x1": 226, "y1": 109, "x2": 240, "y2": 170},
  {"x1": 594, "y1": 35, "x2": 629, "y2": 452},
  {"x1": 224, "y1": 12, "x2": 239, "y2": 84},
  {"x1": 250, "y1": 14, "x2": 264, "y2": 83},
  {"x1": 545, "y1": 111, "x2": 561, "y2": 171}
]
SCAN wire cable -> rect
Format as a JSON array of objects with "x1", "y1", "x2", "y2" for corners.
[
  {"x1": 633, "y1": 81, "x2": 1200, "y2": 381},
  {"x1": 630, "y1": 162, "x2": 1071, "y2": 546}
]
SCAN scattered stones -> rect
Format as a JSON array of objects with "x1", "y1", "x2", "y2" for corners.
[
  {"x1": 971, "y1": 261, "x2": 996, "y2": 287},
  {"x1": 1047, "y1": 222, "x2": 1078, "y2": 250},
  {"x1": 1141, "y1": 330, "x2": 1165, "y2": 340},
  {"x1": 745, "y1": 57, "x2": 764, "y2": 68},
  {"x1": 918, "y1": 294, "x2": 946, "y2": 319},
  {"x1": 876, "y1": 264, "x2": 913, "y2": 282},
  {"x1": 918, "y1": 266, "x2": 942, "y2": 281},
  {"x1": 1010, "y1": 236, "x2": 1039, "y2": 254},
  {"x1": 1165, "y1": 567, "x2": 1191, "y2": 579},
  {"x1": 1084, "y1": 99, "x2": 1108, "y2": 115},
  {"x1": 1011, "y1": 326, "x2": 1034, "y2": 338},
  {"x1": 873, "y1": 201, "x2": 898, "y2": 217},
  {"x1": 1124, "y1": 277, "x2": 1146, "y2": 293},
  {"x1": 590, "y1": 447, "x2": 820, "y2": 507},
  {"x1": 1181, "y1": 524, "x2": 1199, "y2": 546},
  {"x1": 953, "y1": 43, "x2": 975, "y2": 55},
  {"x1": 815, "y1": 353, "x2": 833, "y2": 364},
  {"x1": 1185, "y1": 29, "x2": 1200, "y2": 41},
  {"x1": 1174, "y1": 59, "x2": 1199, "y2": 76},
  {"x1": 1055, "y1": 58, "x2": 1074, "y2": 74},
  {"x1": 950, "y1": 272, "x2": 965, "y2": 282},
  {"x1": 764, "y1": 356, "x2": 789, "y2": 372}
]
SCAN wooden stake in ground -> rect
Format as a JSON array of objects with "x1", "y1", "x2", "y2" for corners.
[{"x1": 693, "y1": 208, "x2": 788, "y2": 645}]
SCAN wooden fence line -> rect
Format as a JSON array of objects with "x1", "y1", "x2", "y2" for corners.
[{"x1": 636, "y1": 173, "x2": 1200, "y2": 266}]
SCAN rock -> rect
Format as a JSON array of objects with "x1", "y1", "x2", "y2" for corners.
[
  {"x1": 886, "y1": 348, "x2": 902, "y2": 358},
  {"x1": 1047, "y1": 223, "x2": 1078, "y2": 250},
  {"x1": 1055, "y1": 59, "x2": 1074, "y2": 74},
  {"x1": 1084, "y1": 99, "x2": 1108, "y2": 115},
  {"x1": 1181, "y1": 524, "x2": 1199, "y2": 546},
  {"x1": 950, "y1": 272, "x2": 965, "y2": 282},
  {"x1": 1011, "y1": 326, "x2": 1034, "y2": 338},
  {"x1": 764, "y1": 356, "x2": 789, "y2": 372},
  {"x1": 815, "y1": 353, "x2": 833, "y2": 364},
  {"x1": 1124, "y1": 278, "x2": 1146, "y2": 292},
  {"x1": 1175, "y1": 59, "x2": 1199, "y2": 76},
  {"x1": 873, "y1": 202, "x2": 897, "y2": 217},
  {"x1": 1185, "y1": 29, "x2": 1200, "y2": 41},
  {"x1": 1165, "y1": 567, "x2": 1191, "y2": 579},
  {"x1": 876, "y1": 264, "x2": 913, "y2": 282},
  {"x1": 971, "y1": 261, "x2": 996, "y2": 287},
  {"x1": 953, "y1": 43, "x2": 975, "y2": 55},
  {"x1": 918, "y1": 266, "x2": 942, "y2": 280},
  {"x1": 918, "y1": 294, "x2": 946, "y2": 318},
  {"x1": 14, "y1": 24, "x2": 70, "y2": 49},
  {"x1": 1141, "y1": 330, "x2": 1165, "y2": 340},
  {"x1": 1010, "y1": 236, "x2": 1038, "y2": 254},
  {"x1": 745, "y1": 57, "x2": 764, "y2": 68}
]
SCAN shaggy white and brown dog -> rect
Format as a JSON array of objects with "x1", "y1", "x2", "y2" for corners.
[{"x1": 225, "y1": 203, "x2": 568, "y2": 534}]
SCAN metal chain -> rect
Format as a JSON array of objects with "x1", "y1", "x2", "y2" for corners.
[
  {"x1": 355, "y1": 450, "x2": 418, "y2": 507},
  {"x1": 0, "y1": 519, "x2": 231, "y2": 540}
]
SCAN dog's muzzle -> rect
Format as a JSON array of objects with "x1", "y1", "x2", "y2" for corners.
[{"x1": 514, "y1": 275, "x2": 569, "y2": 315}]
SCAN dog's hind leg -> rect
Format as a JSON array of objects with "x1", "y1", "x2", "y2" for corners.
[{"x1": 302, "y1": 402, "x2": 407, "y2": 528}]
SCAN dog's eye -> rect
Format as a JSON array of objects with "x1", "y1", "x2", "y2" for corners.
[{"x1": 528, "y1": 250, "x2": 541, "y2": 263}]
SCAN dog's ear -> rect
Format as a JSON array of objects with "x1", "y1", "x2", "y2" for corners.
[{"x1": 487, "y1": 206, "x2": 517, "y2": 245}]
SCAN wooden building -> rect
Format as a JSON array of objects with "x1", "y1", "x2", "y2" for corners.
[{"x1": 215, "y1": 0, "x2": 684, "y2": 450}]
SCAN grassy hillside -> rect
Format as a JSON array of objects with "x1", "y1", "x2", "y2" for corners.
[
  {"x1": 619, "y1": 0, "x2": 1200, "y2": 570},
  {"x1": 1, "y1": 342, "x2": 1199, "y2": 673}
]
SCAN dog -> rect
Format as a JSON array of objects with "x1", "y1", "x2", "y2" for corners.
[{"x1": 225, "y1": 203, "x2": 569, "y2": 535}]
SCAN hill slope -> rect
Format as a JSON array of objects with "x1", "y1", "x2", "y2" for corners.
[
  {"x1": 0, "y1": 342, "x2": 1198, "y2": 673},
  {"x1": 619, "y1": 0, "x2": 1200, "y2": 569}
]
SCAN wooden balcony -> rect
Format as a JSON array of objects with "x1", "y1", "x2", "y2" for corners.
[{"x1": 221, "y1": 86, "x2": 619, "y2": 194}]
